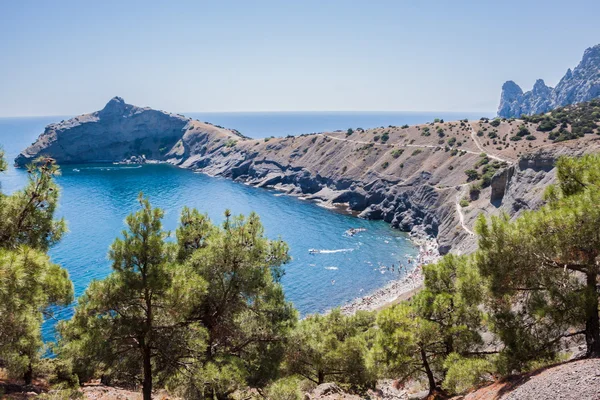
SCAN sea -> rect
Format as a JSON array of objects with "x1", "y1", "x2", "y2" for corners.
[{"x1": 0, "y1": 110, "x2": 489, "y2": 339}]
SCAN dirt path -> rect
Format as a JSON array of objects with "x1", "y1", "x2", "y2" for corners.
[
  {"x1": 468, "y1": 122, "x2": 513, "y2": 163},
  {"x1": 324, "y1": 134, "x2": 478, "y2": 236},
  {"x1": 323, "y1": 134, "x2": 484, "y2": 156},
  {"x1": 455, "y1": 185, "x2": 475, "y2": 236}
]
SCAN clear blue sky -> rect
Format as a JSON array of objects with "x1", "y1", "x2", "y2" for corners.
[{"x1": 1, "y1": 0, "x2": 599, "y2": 116}]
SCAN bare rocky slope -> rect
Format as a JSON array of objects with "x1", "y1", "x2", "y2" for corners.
[
  {"x1": 498, "y1": 43, "x2": 600, "y2": 118},
  {"x1": 16, "y1": 98, "x2": 600, "y2": 255}
]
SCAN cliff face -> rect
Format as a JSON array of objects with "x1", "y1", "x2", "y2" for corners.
[
  {"x1": 14, "y1": 97, "x2": 242, "y2": 166},
  {"x1": 498, "y1": 44, "x2": 600, "y2": 117},
  {"x1": 16, "y1": 98, "x2": 600, "y2": 255}
]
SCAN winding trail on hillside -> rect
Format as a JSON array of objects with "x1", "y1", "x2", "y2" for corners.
[
  {"x1": 468, "y1": 122, "x2": 513, "y2": 163},
  {"x1": 455, "y1": 185, "x2": 475, "y2": 236},
  {"x1": 323, "y1": 134, "x2": 481, "y2": 236},
  {"x1": 323, "y1": 134, "x2": 483, "y2": 156}
]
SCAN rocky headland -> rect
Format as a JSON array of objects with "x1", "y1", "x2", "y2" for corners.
[
  {"x1": 16, "y1": 98, "x2": 600, "y2": 257},
  {"x1": 498, "y1": 44, "x2": 600, "y2": 118}
]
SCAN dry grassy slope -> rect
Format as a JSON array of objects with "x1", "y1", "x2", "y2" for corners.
[
  {"x1": 16, "y1": 97, "x2": 600, "y2": 254},
  {"x1": 178, "y1": 117, "x2": 600, "y2": 254}
]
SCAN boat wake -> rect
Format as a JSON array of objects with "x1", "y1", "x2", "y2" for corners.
[{"x1": 308, "y1": 248, "x2": 354, "y2": 254}]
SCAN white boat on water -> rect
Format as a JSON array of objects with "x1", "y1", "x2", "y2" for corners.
[{"x1": 344, "y1": 228, "x2": 366, "y2": 237}]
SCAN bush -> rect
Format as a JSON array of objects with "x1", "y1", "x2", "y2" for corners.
[
  {"x1": 381, "y1": 161, "x2": 389, "y2": 169},
  {"x1": 346, "y1": 128, "x2": 354, "y2": 136},
  {"x1": 411, "y1": 149, "x2": 423, "y2": 156},
  {"x1": 225, "y1": 139, "x2": 237, "y2": 148},
  {"x1": 469, "y1": 184, "x2": 481, "y2": 200},
  {"x1": 442, "y1": 354, "x2": 494, "y2": 395},
  {"x1": 509, "y1": 136, "x2": 522, "y2": 141},
  {"x1": 490, "y1": 119, "x2": 501, "y2": 127},
  {"x1": 459, "y1": 199, "x2": 470, "y2": 208},
  {"x1": 525, "y1": 135, "x2": 537, "y2": 141},
  {"x1": 401, "y1": 124, "x2": 409, "y2": 129},
  {"x1": 391, "y1": 149, "x2": 404, "y2": 158},
  {"x1": 516, "y1": 126, "x2": 530, "y2": 137},
  {"x1": 264, "y1": 376, "x2": 304, "y2": 400},
  {"x1": 447, "y1": 137, "x2": 457, "y2": 146},
  {"x1": 381, "y1": 132, "x2": 390, "y2": 142},
  {"x1": 537, "y1": 119, "x2": 556, "y2": 132},
  {"x1": 465, "y1": 169, "x2": 480, "y2": 182}
]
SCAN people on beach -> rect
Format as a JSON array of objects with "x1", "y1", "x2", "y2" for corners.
[{"x1": 338, "y1": 235, "x2": 440, "y2": 315}]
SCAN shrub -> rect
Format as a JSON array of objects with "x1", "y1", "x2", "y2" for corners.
[
  {"x1": 225, "y1": 139, "x2": 237, "y2": 148},
  {"x1": 469, "y1": 184, "x2": 481, "y2": 200},
  {"x1": 381, "y1": 161, "x2": 389, "y2": 169},
  {"x1": 401, "y1": 124, "x2": 409, "y2": 129},
  {"x1": 490, "y1": 119, "x2": 501, "y2": 127},
  {"x1": 391, "y1": 149, "x2": 404, "y2": 158},
  {"x1": 346, "y1": 128, "x2": 354, "y2": 136},
  {"x1": 381, "y1": 132, "x2": 390, "y2": 142},
  {"x1": 459, "y1": 199, "x2": 470, "y2": 208},
  {"x1": 447, "y1": 137, "x2": 457, "y2": 146},
  {"x1": 537, "y1": 119, "x2": 556, "y2": 132},
  {"x1": 525, "y1": 135, "x2": 537, "y2": 141},
  {"x1": 465, "y1": 169, "x2": 480, "y2": 182},
  {"x1": 516, "y1": 126, "x2": 530, "y2": 137},
  {"x1": 411, "y1": 149, "x2": 423, "y2": 156}
]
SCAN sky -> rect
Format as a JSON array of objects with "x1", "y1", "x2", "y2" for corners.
[{"x1": 0, "y1": 0, "x2": 599, "y2": 117}]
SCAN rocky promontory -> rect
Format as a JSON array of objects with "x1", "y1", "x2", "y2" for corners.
[
  {"x1": 498, "y1": 44, "x2": 600, "y2": 118},
  {"x1": 17, "y1": 98, "x2": 600, "y2": 255},
  {"x1": 14, "y1": 96, "x2": 244, "y2": 166}
]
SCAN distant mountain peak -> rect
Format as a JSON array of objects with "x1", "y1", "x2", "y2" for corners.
[{"x1": 498, "y1": 44, "x2": 600, "y2": 117}]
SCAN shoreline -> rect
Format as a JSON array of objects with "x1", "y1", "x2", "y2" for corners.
[{"x1": 338, "y1": 234, "x2": 440, "y2": 315}]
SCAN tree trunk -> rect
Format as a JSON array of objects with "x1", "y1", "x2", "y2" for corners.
[
  {"x1": 142, "y1": 346, "x2": 152, "y2": 400},
  {"x1": 420, "y1": 347, "x2": 436, "y2": 395},
  {"x1": 585, "y1": 273, "x2": 600, "y2": 357},
  {"x1": 23, "y1": 362, "x2": 33, "y2": 386},
  {"x1": 318, "y1": 370, "x2": 325, "y2": 385}
]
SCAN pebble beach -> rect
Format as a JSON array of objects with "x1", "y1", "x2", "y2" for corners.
[{"x1": 339, "y1": 234, "x2": 440, "y2": 315}]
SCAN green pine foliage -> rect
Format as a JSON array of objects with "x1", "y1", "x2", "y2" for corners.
[
  {"x1": 284, "y1": 310, "x2": 376, "y2": 392},
  {"x1": 0, "y1": 156, "x2": 73, "y2": 384}
]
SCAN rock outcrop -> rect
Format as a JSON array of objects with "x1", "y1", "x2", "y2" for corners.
[
  {"x1": 16, "y1": 97, "x2": 600, "y2": 255},
  {"x1": 498, "y1": 44, "x2": 600, "y2": 117},
  {"x1": 14, "y1": 97, "x2": 242, "y2": 166}
]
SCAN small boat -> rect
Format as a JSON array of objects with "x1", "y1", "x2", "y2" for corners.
[
  {"x1": 308, "y1": 249, "x2": 319, "y2": 254},
  {"x1": 344, "y1": 228, "x2": 366, "y2": 237},
  {"x1": 72, "y1": 168, "x2": 80, "y2": 172}
]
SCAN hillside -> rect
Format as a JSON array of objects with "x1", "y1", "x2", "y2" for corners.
[
  {"x1": 15, "y1": 98, "x2": 600, "y2": 255},
  {"x1": 498, "y1": 44, "x2": 600, "y2": 118}
]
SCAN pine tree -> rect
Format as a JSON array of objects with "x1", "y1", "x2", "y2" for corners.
[
  {"x1": 0, "y1": 156, "x2": 73, "y2": 384},
  {"x1": 372, "y1": 255, "x2": 486, "y2": 395},
  {"x1": 475, "y1": 154, "x2": 600, "y2": 366},
  {"x1": 175, "y1": 210, "x2": 297, "y2": 399},
  {"x1": 284, "y1": 309, "x2": 376, "y2": 391},
  {"x1": 58, "y1": 195, "x2": 206, "y2": 400}
]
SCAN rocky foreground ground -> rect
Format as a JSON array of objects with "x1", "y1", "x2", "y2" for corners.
[{"x1": 3, "y1": 359, "x2": 599, "y2": 399}]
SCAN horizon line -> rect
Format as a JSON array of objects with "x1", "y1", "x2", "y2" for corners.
[{"x1": 0, "y1": 109, "x2": 495, "y2": 119}]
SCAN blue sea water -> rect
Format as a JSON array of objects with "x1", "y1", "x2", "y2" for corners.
[{"x1": 0, "y1": 111, "x2": 488, "y2": 339}]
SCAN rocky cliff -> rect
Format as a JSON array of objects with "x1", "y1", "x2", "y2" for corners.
[
  {"x1": 16, "y1": 98, "x2": 600, "y2": 255},
  {"x1": 14, "y1": 97, "x2": 243, "y2": 166},
  {"x1": 498, "y1": 44, "x2": 600, "y2": 118}
]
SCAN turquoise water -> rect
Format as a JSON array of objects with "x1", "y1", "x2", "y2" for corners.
[{"x1": 0, "y1": 111, "x2": 487, "y2": 339}]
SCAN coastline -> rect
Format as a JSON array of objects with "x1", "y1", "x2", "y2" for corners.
[{"x1": 338, "y1": 234, "x2": 440, "y2": 315}]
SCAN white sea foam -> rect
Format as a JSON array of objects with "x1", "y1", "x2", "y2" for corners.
[{"x1": 314, "y1": 248, "x2": 354, "y2": 254}]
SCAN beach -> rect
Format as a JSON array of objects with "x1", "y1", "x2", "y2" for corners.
[{"x1": 339, "y1": 234, "x2": 440, "y2": 315}]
